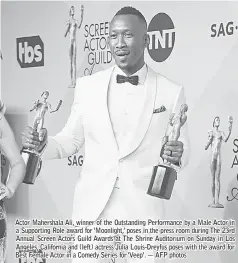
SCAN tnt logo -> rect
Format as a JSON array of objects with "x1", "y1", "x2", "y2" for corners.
[
  {"x1": 17, "y1": 36, "x2": 44, "y2": 68},
  {"x1": 147, "y1": 13, "x2": 175, "y2": 62},
  {"x1": 19, "y1": 259, "x2": 46, "y2": 263}
]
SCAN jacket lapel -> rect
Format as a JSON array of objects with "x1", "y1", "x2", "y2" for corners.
[
  {"x1": 119, "y1": 67, "x2": 157, "y2": 159},
  {"x1": 95, "y1": 66, "x2": 119, "y2": 157}
]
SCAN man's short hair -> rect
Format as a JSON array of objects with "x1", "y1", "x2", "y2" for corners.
[{"x1": 113, "y1": 6, "x2": 147, "y2": 28}]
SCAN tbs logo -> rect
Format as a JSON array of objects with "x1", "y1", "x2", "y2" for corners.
[
  {"x1": 147, "y1": 13, "x2": 175, "y2": 62},
  {"x1": 17, "y1": 36, "x2": 44, "y2": 68}
]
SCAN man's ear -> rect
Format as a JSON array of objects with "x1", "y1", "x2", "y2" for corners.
[
  {"x1": 144, "y1": 33, "x2": 150, "y2": 48},
  {"x1": 107, "y1": 35, "x2": 112, "y2": 49}
]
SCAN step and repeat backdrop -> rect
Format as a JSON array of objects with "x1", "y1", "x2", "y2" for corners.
[{"x1": 1, "y1": 1, "x2": 238, "y2": 263}]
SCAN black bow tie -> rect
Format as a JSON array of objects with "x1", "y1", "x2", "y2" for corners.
[{"x1": 116, "y1": 74, "x2": 139, "y2": 85}]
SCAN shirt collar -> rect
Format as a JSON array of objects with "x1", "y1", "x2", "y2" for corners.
[{"x1": 113, "y1": 64, "x2": 148, "y2": 85}]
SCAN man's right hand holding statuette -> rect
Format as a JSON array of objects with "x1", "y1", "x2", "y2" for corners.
[
  {"x1": 22, "y1": 126, "x2": 47, "y2": 153},
  {"x1": 147, "y1": 104, "x2": 188, "y2": 200}
]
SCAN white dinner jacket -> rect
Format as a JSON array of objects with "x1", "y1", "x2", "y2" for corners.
[{"x1": 42, "y1": 66, "x2": 189, "y2": 222}]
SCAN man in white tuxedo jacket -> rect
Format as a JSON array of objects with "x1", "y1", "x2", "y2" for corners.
[{"x1": 22, "y1": 6, "x2": 189, "y2": 263}]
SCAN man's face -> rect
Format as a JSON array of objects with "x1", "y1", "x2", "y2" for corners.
[{"x1": 109, "y1": 14, "x2": 148, "y2": 75}]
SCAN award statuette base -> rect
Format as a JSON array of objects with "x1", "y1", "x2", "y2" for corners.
[
  {"x1": 21, "y1": 148, "x2": 42, "y2": 185},
  {"x1": 208, "y1": 203, "x2": 224, "y2": 208},
  {"x1": 68, "y1": 84, "x2": 76, "y2": 89},
  {"x1": 147, "y1": 164, "x2": 177, "y2": 200}
]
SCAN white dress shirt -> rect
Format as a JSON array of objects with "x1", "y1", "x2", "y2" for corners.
[{"x1": 108, "y1": 64, "x2": 148, "y2": 151}]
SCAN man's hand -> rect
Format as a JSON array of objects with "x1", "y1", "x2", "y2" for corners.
[
  {"x1": 162, "y1": 141, "x2": 184, "y2": 164},
  {"x1": 22, "y1": 126, "x2": 48, "y2": 153}
]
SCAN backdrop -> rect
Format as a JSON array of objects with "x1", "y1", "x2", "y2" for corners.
[{"x1": 1, "y1": 1, "x2": 238, "y2": 263}]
